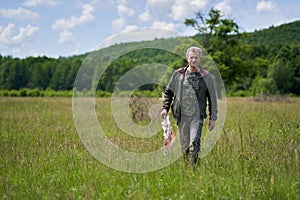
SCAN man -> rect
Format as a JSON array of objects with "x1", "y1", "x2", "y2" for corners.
[{"x1": 160, "y1": 46, "x2": 218, "y2": 166}]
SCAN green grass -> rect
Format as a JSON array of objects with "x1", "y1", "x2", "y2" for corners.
[{"x1": 0, "y1": 97, "x2": 299, "y2": 199}]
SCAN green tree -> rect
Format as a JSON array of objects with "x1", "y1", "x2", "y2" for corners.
[
  {"x1": 185, "y1": 8, "x2": 238, "y2": 49},
  {"x1": 252, "y1": 76, "x2": 277, "y2": 95},
  {"x1": 98, "y1": 58, "x2": 136, "y2": 92},
  {"x1": 268, "y1": 59, "x2": 294, "y2": 94},
  {"x1": 50, "y1": 59, "x2": 71, "y2": 90},
  {"x1": 0, "y1": 58, "x2": 27, "y2": 90},
  {"x1": 215, "y1": 19, "x2": 239, "y2": 41},
  {"x1": 290, "y1": 55, "x2": 300, "y2": 95},
  {"x1": 0, "y1": 59, "x2": 12, "y2": 89},
  {"x1": 65, "y1": 58, "x2": 81, "y2": 90},
  {"x1": 29, "y1": 63, "x2": 49, "y2": 89}
]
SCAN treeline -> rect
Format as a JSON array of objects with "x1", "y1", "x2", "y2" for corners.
[
  {"x1": 0, "y1": 43, "x2": 299, "y2": 97},
  {"x1": 242, "y1": 20, "x2": 300, "y2": 46},
  {"x1": 0, "y1": 48, "x2": 181, "y2": 97},
  {"x1": 0, "y1": 55, "x2": 81, "y2": 91},
  {"x1": 0, "y1": 18, "x2": 300, "y2": 96},
  {"x1": 0, "y1": 88, "x2": 111, "y2": 97}
]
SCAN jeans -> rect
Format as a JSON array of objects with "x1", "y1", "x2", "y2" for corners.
[{"x1": 178, "y1": 115, "x2": 204, "y2": 154}]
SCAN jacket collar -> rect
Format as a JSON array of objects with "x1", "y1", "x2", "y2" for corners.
[{"x1": 180, "y1": 65, "x2": 209, "y2": 77}]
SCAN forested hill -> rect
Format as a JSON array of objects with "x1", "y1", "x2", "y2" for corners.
[
  {"x1": 0, "y1": 19, "x2": 300, "y2": 96},
  {"x1": 242, "y1": 20, "x2": 300, "y2": 46}
]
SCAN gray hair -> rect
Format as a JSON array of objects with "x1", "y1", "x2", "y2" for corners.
[{"x1": 186, "y1": 46, "x2": 202, "y2": 58}]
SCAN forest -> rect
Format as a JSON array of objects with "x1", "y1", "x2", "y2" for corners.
[{"x1": 0, "y1": 9, "x2": 299, "y2": 97}]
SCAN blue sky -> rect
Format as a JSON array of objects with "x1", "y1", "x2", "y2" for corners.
[{"x1": 1, "y1": 0, "x2": 299, "y2": 58}]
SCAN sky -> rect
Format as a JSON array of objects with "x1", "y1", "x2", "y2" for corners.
[{"x1": 1, "y1": 0, "x2": 300, "y2": 58}]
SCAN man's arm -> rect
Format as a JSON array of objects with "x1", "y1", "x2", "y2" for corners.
[
  {"x1": 162, "y1": 87, "x2": 174, "y2": 112},
  {"x1": 161, "y1": 71, "x2": 177, "y2": 118},
  {"x1": 207, "y1": 75, "x2": 218, "y2": 130}
]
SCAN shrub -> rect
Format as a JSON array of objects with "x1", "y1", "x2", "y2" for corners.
[
  {"x1": 27, "y1": 88, "x2": 41, "y2": 97},
  {"x1": 9, "y1": 90, "x2": 19, "y2": 96},
  {"x1": 19, "y1": 89, "x2": 27, "y2": 97}
]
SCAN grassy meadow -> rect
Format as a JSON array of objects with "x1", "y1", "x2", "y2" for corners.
[{"x1": 0, "y1": 97, "x2": 299, "y2": 199}]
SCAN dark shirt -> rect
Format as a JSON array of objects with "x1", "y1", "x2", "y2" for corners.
[{"x1": 181, "y1": 70, "x2": 201, "y2": 116}]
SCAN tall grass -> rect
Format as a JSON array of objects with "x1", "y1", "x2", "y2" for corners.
[{"x1": 0, "y1": 97, "x2": 299, "y2": 199}]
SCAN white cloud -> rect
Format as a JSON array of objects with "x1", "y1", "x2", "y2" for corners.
[
  {"x1": 139, "y1": 11, "x2": 151, "y2": 22},
  {"x1": 147, "y1": 0, "x2": 174, "y2": 10},
  {"x1": 116, "y1": 0, "x2": 142, "y2": 18},
  {"x1": 23, "y1": 0, "x2": 58, "y2": 7},
  {"x1": 214, "y1": 1, "x2": 232, "y2": 15},
  {"x1": 0, "y1": 23, "x2": 39, "y2": 46},
  {"x1": 81, "y1": 3, "x2": 96, "y2": 23},
  {"x1": 122, "y1": 25, "x2": 139, "y2": 32},
  {"x1": 112, "y1": 0, "x2": 142, "y2": 31},
  {"x1": 58, "y1": 30, "x2": 76, "y2": 44},
  {"x1": 111, "y1": 0, "x2": 209, "y2": 37},
  {"x1": 112, "y1": 18, "x2": 125, "y2": 30},
  {"x1": 146, "y1": 0, "x2": 174, "y2": 24},
  {"x1": 117, "y1": 3, "x2": 135, "y2": 17},
  {"x1": 171, "y1": 3, "x2": 187, "y2": 21},
  {"x1": 13, "y1": 25, "x2": 39, "y2": 43},
  {"x1": 0, "y1": 7, "x2": 40, "y2": 21},
  {"x1": 52, "y1": 3, "x2": 95, "y2": 30},
  {"x1": 256, "y1": 1, "x2": 276, "y2": 12},
  {"x1": 190, "y1": 0, "x2": 207, "y2": 9},
  {"x1": 52, "y1": 17, "x2": 79, "y2": 30},
  {"x1": 147, "y1": 0, "x2": 170, "y2": 6},
  {"x1": 171, "y1": 0, "x2": 208, "y2": 21},
  {"x1": 152, "y1": 21, "x2": 178, "y2": 30},
  {"x1": 52, "y1": 1, "x2": 96, "y2": 43}
]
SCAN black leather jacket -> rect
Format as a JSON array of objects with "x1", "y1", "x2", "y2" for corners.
[{"x1": 162, "y1": 66, "x2": 218, "y2": 122}]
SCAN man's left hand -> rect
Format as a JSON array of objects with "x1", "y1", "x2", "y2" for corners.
[{"x1": 208, "y1": 120, "x2": 215, "y2": 131}]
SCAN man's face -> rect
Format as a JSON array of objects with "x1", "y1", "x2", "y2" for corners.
[{"x1": 187, "y1": 51, "x2": 201, "y2": 67}]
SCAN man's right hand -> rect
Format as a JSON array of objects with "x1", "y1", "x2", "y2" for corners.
[{"x1": 160, "y1": 109, "x2": 168, "y2": 119}]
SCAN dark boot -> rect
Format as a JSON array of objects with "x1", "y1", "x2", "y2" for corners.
[
  {"x1": 183, "y1": 149, "x2": 190, "y2": 163},
  {"x1": 192, "y1": 152, "x2": 200, "y2": 168}
]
